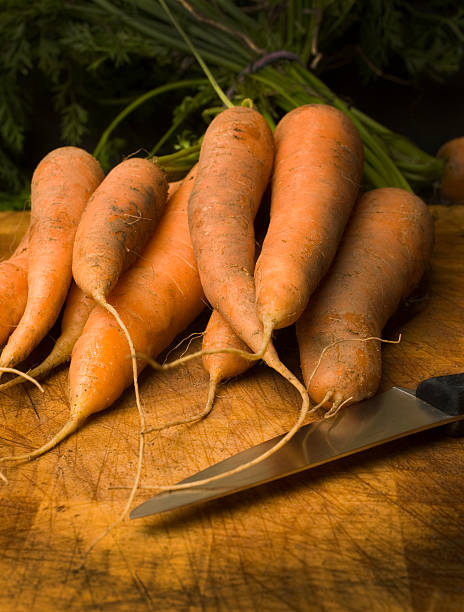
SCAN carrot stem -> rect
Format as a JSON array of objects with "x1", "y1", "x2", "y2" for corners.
[
  {"x1": 93, "y1": 78, "x2": 208, "y2": 160},
  {"x1": 158, "y1": 0, "x2": 233, "y2": 109},
  {"x1": 91, "y1": 0, "x2": 242, "y2": 72}
]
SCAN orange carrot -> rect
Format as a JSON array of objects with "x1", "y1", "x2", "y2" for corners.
[
  {"x1": 0, "y1": 165, "x2": 204, "y2": 462},
  {"x1": 437, "y1": 136, "x2": 464, "y2": 204},
  {"x1": 71, "y1": 155, "x2": 169, "y2": 488},
  {"x1": 185, "y1": 106, "x2": 312, "y2": 414},
  {"x1": 187, "y1": 105, "x2": 274, "y2": 356},
  {"x1": 296, "y1": 187, "x2": 434, "y2": 413},
  {"x1": 72, "y1": 156, "x2": 168, "y2": 305},
  {"x1": 202, "y1": 310, "x2": 255, "y2": 417},
  {"x1": 0, "y1": 283, "x2": 94, "y2": 391},
  {"x1": 0, "y1": 146, "x2": 103, "y2": 371},
  {"x1": 254, "y1": 104, "x2": 364, "y2": 341},
  {"x1": 0, "y1": 229, "x2": 29, "y2": 347}
]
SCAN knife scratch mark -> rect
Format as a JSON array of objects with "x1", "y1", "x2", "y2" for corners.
[
  {"x1": 119, "y1": 547, "x2": 155, "y2": 611},
  {"x1": 133, "y1": 571, "x2": 155, "y2": 612},
  {"x1": 79, "y1": 561, "x2": 103, "y2": 611},
  {"x1": 16, "y1": 469, "x2": 49, "y2": 498},
  {"x1": 184, "y1": 535, "x2": 207, "y2": 609},
  {"x1": 244, "y1": 571, "x2": 302, "y2": 611},
  {"x1": 0, "y1": 431, "x2": 34, "y2": 450},
  {"x1": 334, "y1": 519, "x2": 411, "y2": 608},
  {"x1": 356, "y1": 474, "x2": 464, "y2": 555},
  {"x1": 196, "y1": 525, "x2": 214, "y2": 596},
  {"x1": 92, "y1": 427, "x2": 115, "y2": 501},
  {"x1": 23, "y1": 385, "x2": 40, "y2": 421}
]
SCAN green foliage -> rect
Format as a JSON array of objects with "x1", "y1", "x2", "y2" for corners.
[
  {"x1": 0, "y1": 0, "x2": 194, "y2": 197},
  {"x1": 0, "y1": 0, "x2": 463, "y2": 204},
  {"x1": 354, "y1": 0, "x2": 464, "y2": 83}
]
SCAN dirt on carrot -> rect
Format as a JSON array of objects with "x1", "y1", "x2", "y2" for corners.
[{"x1": 72, "y1": 156, "x2": 168, "y2": 305}]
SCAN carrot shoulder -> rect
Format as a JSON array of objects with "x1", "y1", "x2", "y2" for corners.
[
  {"x1": 0, "y1": 146, "x2": 103, "y2": 370},
  {"x1": 254, "y1": 104, "x2": 364, "y2": 336},
  {"x1": 296, "y1": 187, "x2": 434, "y2": 411}
]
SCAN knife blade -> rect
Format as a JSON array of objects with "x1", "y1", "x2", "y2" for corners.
[{"x1": 130, "y1": 372, "x2": 464, "y2": 519}]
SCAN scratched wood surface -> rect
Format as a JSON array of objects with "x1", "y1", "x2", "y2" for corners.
[{"x1": 0, "y1": 206, "x2": 463, "y2": 612}]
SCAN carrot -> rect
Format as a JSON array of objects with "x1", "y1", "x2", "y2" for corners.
[
  {"x1": 70, "y1": 155, "x2": 169, "y2": 496},
  {"x1": 0, "y1": 229, "x2": 29, "y2": 347},
  {"x1": 0, "y1": 146, "x2": 103, "y2": 371},
  {"x1": 180, "y1": 107, "x2": 312, "y2": 421},
  {"x1": 254, "y1": 104, "x2": 364, "y2": 341},
  {"x1": 0, "y1": 283, "x2": 94, "y2": 391},
  {"x1": 187, "y1": 105, "x2": 274, "y2": 356},
  {"x1": 296, "y1": 187, "x2": 434, "y2": 413},
  {"x1": 72, "y1": 156, "x2": 168, "y2": 305},
  {"x1": 437, "y1": 136, "x2": 464, "y2": 204},
  {"x1": 0, "y1": 165, "x2": 204, "y2": 462}
]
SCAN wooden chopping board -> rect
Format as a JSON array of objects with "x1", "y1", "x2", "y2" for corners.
[{"x1": 0, "y1": 206, "x2": 463, "y2": 612}]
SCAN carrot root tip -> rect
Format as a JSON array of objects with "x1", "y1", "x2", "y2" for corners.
[
  {"x1": 324, "y1": 395, "x2": 354, "y2": 419},
  {"x1": 0, "y1": 417, "x2": 81, "y2": 464},
  {"x1": 145, "y1": 375, "x2": 220, "y2": 435}
]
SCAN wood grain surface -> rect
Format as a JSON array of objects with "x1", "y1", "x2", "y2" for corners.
[{"x1": 0, "y1": 206, "x2": 463, "y2": 612}]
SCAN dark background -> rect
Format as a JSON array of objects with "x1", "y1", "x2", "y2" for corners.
[{"x1": 325, "y1": 66, "x2": 464, "y2": 156}]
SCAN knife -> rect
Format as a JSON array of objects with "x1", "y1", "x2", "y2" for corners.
[{"x1": 130, "y1": 373, "x2": 464, "y2": 519}]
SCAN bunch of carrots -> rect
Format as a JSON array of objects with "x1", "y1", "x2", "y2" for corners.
[{"x1": 0, "y1": 102, "x2": 462, "y2": 553}]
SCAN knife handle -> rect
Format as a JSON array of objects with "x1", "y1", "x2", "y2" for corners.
[{"x1": 416, "y1": 373, "x2": 464, "y2": 437}]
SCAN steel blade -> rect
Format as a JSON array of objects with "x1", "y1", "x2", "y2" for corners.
[{"x1": 131, "y1": 387, "x2": 464, "y2": 518}]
